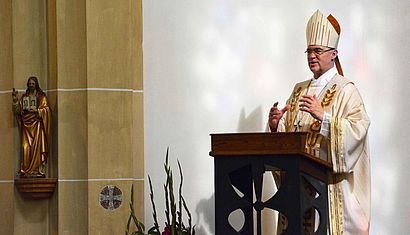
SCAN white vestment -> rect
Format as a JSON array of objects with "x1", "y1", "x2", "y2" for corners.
[{"x1": 274, "y1": 67, "x2": 371, "y2": 235}]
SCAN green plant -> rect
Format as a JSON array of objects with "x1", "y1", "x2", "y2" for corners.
[{"x1": 126, "y1": 148, "x2": 195, "y2": 235}]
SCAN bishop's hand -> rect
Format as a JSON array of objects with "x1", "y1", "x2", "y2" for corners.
[
  {"x1": 299, "y1": 95, "x2": 324, "y2": 121},
  {"x1": 268, "y1": 102, "x2": 290, "y2": 132}
]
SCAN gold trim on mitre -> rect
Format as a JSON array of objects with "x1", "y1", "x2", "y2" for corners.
[{"x1": 306, "y1": 10, "x2": 340, "y2": 49}]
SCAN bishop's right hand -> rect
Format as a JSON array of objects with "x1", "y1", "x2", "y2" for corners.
[{"x1": 268, "y1": 102, "x2": 290, "y2": 132}]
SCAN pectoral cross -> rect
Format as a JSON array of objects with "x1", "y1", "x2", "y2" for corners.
[{"x1": 293, "y1": 118, "x2": 303, "y2": 132}]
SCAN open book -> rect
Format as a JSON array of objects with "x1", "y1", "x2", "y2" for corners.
[{"x1": 22, "y1": 96, "x2": 37, "y2": 111}]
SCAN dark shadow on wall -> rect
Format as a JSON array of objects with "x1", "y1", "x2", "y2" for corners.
[
  {"x1": 195, "y1": 194, "x2": 215, "y2": 235},
  {"x1": 237, "y1": 106, "x2": 264, "y2": 132}
]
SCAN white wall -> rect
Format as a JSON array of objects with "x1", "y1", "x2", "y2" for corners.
[{"x1": 144, "y1": 1, "x2": 410, "y2": 234}]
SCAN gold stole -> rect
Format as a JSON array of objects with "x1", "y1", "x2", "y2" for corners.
[{"x1": 285, "y1": 76, "x2": 349, "y2": 157}]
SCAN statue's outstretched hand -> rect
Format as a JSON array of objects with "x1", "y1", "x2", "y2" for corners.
[{"x1": 12, "y1": 88, "x2": 18, "y2": 103}]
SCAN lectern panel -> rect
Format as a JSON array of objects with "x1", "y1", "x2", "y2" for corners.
[{"x1": 211, "y1": 133, "x2": 331, "y2": 235}]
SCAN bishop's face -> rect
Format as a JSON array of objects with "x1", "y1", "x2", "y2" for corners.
[
  {"x1": 28, "y1": 79, "x2": 36, "y2": 93},
  {"x1": 306, "y1": 45, "x2": 338, "y2": 79}
]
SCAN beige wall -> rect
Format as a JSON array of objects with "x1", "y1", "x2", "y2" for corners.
[
  {"x1": 54, "y1": 0, "x2": 88, "y2": 232},
  {"x1": 13, "y1": 0, "x2": 48, "y2": 87},
  {"x1": 0, "y1": 0, "x2": 144, "y2": 234},
  {"x1": 0, "y1": 1, "x2": 16, "y2": 235}
]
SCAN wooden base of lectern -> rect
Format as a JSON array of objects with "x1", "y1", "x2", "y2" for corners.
[{"x1": 210, "y1": 132, "x2": 332, "y2": 235}]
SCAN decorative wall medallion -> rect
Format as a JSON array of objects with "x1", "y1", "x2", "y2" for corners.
[{"x1": 99, "y1": 185, "x2": 123, "y2": 211}]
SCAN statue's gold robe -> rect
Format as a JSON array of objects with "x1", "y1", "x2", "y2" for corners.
[{"x1": 16, "y1": 92, "x2": 51, "y2": 176}]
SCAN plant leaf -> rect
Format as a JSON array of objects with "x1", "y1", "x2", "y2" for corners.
[
  {"x1": 148, "y1": 175, "x2": 160, "y2": 232},
  {"x1": 177, "y1": 159, "x2": 184, "y2": 235}
]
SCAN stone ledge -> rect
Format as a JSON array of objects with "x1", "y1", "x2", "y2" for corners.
[{"x1": 14, "y1": 178, "x2": 57, "y2": 200}]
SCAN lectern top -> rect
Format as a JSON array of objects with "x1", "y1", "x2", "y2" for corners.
[{"x1": 209, "y1": 132, "x2": 332, "y2": 169}]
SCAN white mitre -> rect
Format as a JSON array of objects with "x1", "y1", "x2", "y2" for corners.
[
  {"x1": 306, "y1": 10, "x2": 344, "y2": 75},
  {"x1": 306, "y1": 10, "x2": 341, "y2": 49}
]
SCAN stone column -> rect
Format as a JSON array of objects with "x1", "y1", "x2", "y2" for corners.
[
  {"x1": 0, "y1": 0, "x2": 144, "y2": 234},
  {"x1": 53, "y1": 0, "x2": 144, "y2": 234},
  {"x1": 11, "y1": 0, "x2": 51, "y2": 234},
  {"x1": 0, "y1": 0, "x2": 15, "y2": 234}
]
